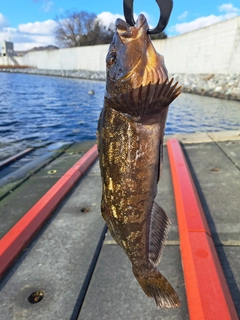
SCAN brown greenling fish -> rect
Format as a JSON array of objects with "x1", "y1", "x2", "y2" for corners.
[{"x1": 97, "y1": 14, "x2": 181, "y2": 308}]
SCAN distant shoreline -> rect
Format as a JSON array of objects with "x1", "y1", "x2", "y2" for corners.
[{"x1": 1, "y1": 68, "x2": 240, "y2": 102}]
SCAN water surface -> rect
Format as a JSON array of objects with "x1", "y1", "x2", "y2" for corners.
[{"x1": 0, "y1": 72, "x2": 239, "y2": 159}]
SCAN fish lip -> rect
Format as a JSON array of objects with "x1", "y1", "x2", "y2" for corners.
[
  {"x1": 115, "y1": 14, "x2": 148, "y2": 37},
  {"x1": 115, "y1": 18, "x2": 129, "y2": 31},
  {"x1": 135, "y1": 14, "x2": 148, "y2": 31},
  {"x1": 115, "y1": 18, "x2": 133, "y2": 37}
]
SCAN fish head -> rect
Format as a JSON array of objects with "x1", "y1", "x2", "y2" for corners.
[{"x1": 105, "y1": 14, "x2": 168, "y2": 97}]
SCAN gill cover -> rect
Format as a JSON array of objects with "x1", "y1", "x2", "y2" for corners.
[{"x1": 105, "y1": 14, "x2": 168, "y2": 98}]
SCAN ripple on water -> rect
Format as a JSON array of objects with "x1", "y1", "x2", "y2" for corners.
[{"x1": 0, "y1": 73, "x2": 240, "y2": 158}]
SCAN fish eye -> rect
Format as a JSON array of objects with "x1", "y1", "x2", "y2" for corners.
[{"x1": 107, "y1": 51, "x2": 116, "y2": 67}]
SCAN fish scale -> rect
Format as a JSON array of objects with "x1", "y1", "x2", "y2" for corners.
[{"x1": 97, "y1": 14, "x2": 181, "y2": 308}]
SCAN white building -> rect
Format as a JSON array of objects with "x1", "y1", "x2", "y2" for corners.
[{"x1": 1, "y1": 41, "x2": 14, "y2": 57}]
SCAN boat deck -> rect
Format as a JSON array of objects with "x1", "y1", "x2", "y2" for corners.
[{"x1": 0, "y1": 131, "x2": 239, "y2": 320}]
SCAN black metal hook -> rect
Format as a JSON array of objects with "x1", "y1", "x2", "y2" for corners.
[{"x1": 123, "y1": 0, "x2": 173, "y2": 34}]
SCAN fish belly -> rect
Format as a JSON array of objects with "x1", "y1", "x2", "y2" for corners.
[{"x1": 98, "y1": 105, "x2": 161, "y2": 264}]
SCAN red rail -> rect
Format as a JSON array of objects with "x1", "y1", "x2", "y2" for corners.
[
  {"x1": 167, "y1": 139, "x2": 238, "y2": 320},
  {"x1": 0, "y1": 144, "x2": 98, "y2": 278}
]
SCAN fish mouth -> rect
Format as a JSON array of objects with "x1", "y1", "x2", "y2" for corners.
[
  {"x1": 115, "y1": 18, "x2": 133, "y2": 37},
  {"x1": 135, "y1": 14, "x2": 148, "y2": 30},
  {"x1": 115, "y1": 14, "x2": 148, "y2": 38}
]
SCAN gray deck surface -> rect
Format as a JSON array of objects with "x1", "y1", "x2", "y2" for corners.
[
  {"x1": 0, "y1": 141, "x2": 95, "y2": 238},
  {"x1": 0, "y1": 133, "x2": 239, "y2": 319}
]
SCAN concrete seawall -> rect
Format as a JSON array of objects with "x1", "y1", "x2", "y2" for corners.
[
  {"x1": 1, "y1": 16, "x2": 240, "y2": 100},
  {"x1": 1, "y1": 68, "x2": 239, "y2": 101},
  {"x1": 2, "y1": 16, "x2": 239, "y2": 74}
]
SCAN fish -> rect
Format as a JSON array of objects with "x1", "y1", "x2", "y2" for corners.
[{"x1": 97, "y1": 14, "x2": 181, "y2": 308}]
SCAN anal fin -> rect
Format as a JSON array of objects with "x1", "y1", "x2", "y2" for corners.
[{"x1": 149, "y1": 202, "x2": 171, "y2": 266}]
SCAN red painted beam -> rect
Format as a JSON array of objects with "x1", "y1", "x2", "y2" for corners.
[
  {"x1": 0, "y1": 148, "x2": 34, "y2": 169},
  {"x1": 0, "y1": 144, "x2": 98, "y2": 278},
  {"x1": 167, "y1": 139, "x2": 238, "y2": 320}
]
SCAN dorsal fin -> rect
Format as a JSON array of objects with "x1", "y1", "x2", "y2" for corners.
[
  {"x1": 148, "y1": 202, "x2": 171, "y2": 266},
  {"x1": 106, "y1": 78, "x2": 182, "y2": 117}
]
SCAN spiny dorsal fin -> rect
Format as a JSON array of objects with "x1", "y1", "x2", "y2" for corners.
[
  {"x1": 149, "y1": 202, "x2": 171, "y2": 266},
  {"x1": 106, "y1": 78, "x2": 182, "y2": 117}
]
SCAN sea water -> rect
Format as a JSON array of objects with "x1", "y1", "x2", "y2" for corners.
[{"x1": 0, "y1": 72, "x2": 240, "y2": 158}]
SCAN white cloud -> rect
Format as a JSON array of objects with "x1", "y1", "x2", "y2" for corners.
[
  {"x1": 178, "y1": 11, "x2": 188, "y2": 20},
  {"x1": 0, "y1": 19, "x2": 57, "y2": 51},
  {"x1": 0, "y1": 2, "x2": 57, "y2": 51},
  {"x1": 218, "y1": 3, "x2": 240, "y2": 13},
  {"x1": 18, "y1": 20, "x2": 57, "y2": 35},
  {"x1": 41, "y1": 1, "x2": 54, "y2": 12},
  {"x1": 32, "y1": 0, "x2": 54, "y2": 11},
  {"x1": 0, "y1": 10, "x2": 155, "y2": 51},
  {"x1": 0, "y1": 13, "x2": 8, "y2": 30},
  {"x1": 97, "y1": 11, "x2": 154, "y2": 30},
  {"x1": 171, "y1": 3, "x2": 240, "y2": 35},
  {"x1": 172, "y1": 15, "x2": 223, "y2": 34},
  {"x1": 97, "y1": 12, "x2": 124, "y2": 28},
  {"x1": 0, "y1": 29, "x2": 55, "y2": 51}
]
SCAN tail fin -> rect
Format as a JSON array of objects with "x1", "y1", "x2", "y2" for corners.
[{"x1": 133, "y1": 266, "x2": 180, "y2": 308}]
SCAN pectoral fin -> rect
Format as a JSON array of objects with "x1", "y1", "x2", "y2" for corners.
[{"x1": 149, "y1": 202, "x2": 171, "y2": 266}]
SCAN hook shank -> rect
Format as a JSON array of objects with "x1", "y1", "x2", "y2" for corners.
[{"x1": 123, "y1": 0, "x2": 173, "y2": 34}]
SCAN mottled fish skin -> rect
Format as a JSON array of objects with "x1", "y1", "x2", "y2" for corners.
[{"x1": 97, "y1": 14, "x2": 181, "y2": 308}]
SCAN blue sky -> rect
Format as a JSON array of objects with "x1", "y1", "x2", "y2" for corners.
[{"x1": 0, "y1": 0, "x2": 239, "y2": 50}]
